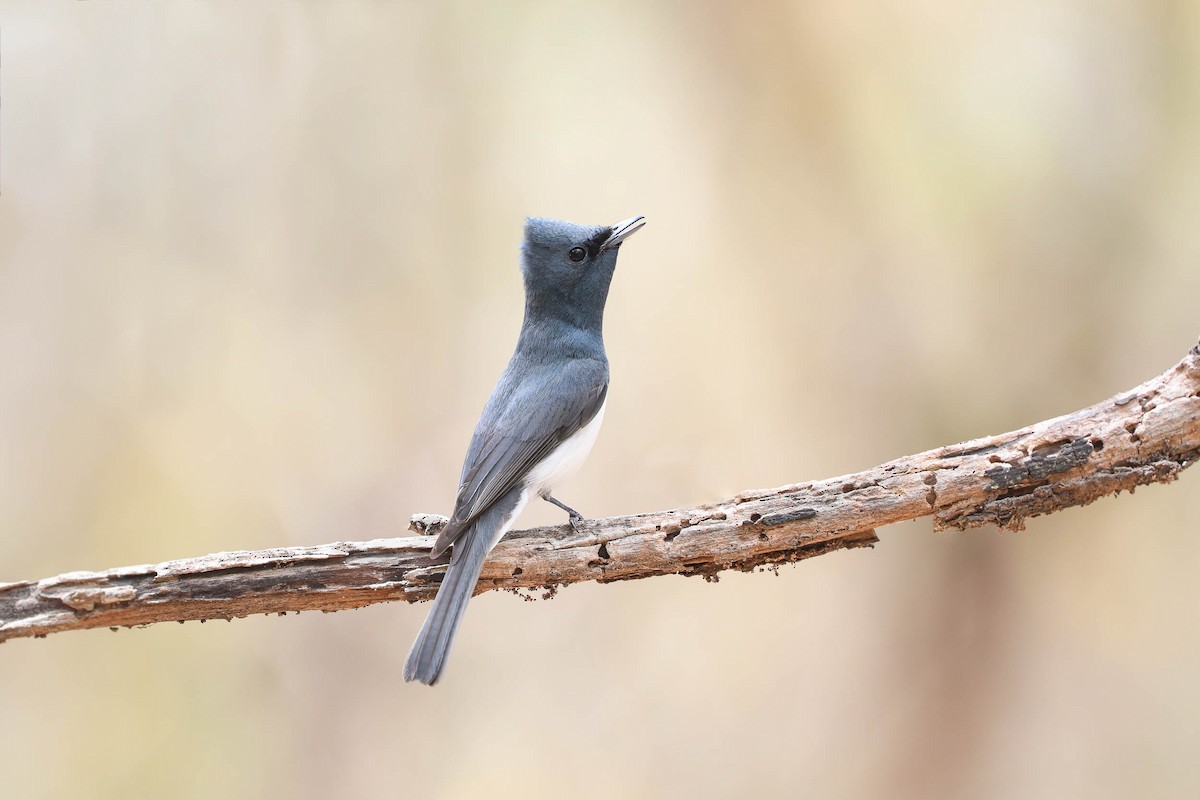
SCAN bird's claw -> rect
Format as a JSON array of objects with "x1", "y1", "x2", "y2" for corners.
[{"x1": 568, "y1": 512, "x2": 585, "y2": 531}]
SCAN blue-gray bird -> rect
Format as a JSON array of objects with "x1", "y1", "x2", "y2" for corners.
[{"x1": 404, "y1": 215, "x2": 646, "y2": 685}]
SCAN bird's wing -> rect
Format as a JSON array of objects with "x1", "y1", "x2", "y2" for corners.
[{"x1": 431, "y1": 359, "x2": 608, "y2": 557}]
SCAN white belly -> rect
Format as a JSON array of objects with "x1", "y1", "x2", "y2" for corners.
[
  {"x1": 487, "y1": 490, "x2": 530, "y2": 549},
  {"x1": 524, "y1": 400, "x2": 606, "y2": 496}
]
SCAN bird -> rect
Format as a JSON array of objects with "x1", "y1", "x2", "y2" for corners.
[{"x1": 404, "y1": 215, "x2": 646, "y2": 685}]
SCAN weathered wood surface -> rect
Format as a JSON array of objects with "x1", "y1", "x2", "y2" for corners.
[{"x1": 2, "y1": 341, "x2": 1197, "y2": 644}]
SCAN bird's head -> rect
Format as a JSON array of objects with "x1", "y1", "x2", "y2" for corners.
[{"x1": 519, "y1": 216, "x2": 645, "y2": 330}]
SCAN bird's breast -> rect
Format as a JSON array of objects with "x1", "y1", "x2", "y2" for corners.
[{"x1": 524, "y1": 400, "x2": 606, "y2": 495}]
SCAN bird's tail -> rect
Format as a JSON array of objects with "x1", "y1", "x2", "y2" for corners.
[{"x1": 404, "y1": 487, "x2": 525, "y2": 685}]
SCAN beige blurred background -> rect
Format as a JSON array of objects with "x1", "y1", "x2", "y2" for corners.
[{"x1": 1, "y1": 1, "x2": 1198, "y2": 798}]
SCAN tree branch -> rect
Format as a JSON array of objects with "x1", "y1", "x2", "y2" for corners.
[{"x1": 3, "y1": 341, "x2": 1198, "y2": 644}]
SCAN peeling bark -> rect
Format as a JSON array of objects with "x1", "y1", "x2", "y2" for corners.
[{"x1": 2, "y1": 341, "x2": 1198, "y2": 644}]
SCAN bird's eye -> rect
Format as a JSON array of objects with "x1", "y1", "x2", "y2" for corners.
[{"x1": 569, "y1": 247, "x2": 586, "y2": 262}]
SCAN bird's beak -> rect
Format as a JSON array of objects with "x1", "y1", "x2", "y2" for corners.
[{"x1": 601, "y1": 216, "x2": 646, "y2": 250}]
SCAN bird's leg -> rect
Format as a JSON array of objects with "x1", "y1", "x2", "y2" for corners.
[{"x1": 541, "y1": 492, "x2": 584, "y2": 529}]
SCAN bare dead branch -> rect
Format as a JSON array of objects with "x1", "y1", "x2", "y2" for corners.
[{"x1": 2, "y1": 340, "x2": 1198, "y2": 644}]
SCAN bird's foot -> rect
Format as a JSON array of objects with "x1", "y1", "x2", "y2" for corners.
[{"x1": 542, "y1": 492, "x2": 586, "y2": 529}]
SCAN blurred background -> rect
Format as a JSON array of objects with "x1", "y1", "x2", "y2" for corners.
[{"x1": 1, "y1": 1, "x2": 1198, "y2": 797}]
